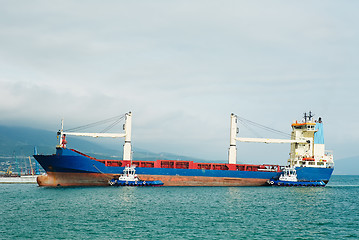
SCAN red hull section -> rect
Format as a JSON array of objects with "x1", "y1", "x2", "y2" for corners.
[{"x1": 37, "y1": 172, "x2": 268, "y2": 187}]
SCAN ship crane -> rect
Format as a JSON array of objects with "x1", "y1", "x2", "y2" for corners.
[
  {"x1": 228, "y1": 113, "x2": 310, "y2": 164},
  {"x1": 235, "y1": 137, "x2": 309, "y2": 144},
  {"x1": 57, "y1": 112, "x2": 132, "y2": 160}
]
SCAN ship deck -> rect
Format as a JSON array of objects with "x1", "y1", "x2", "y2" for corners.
[{"x1": 70, "y1": 149, "x2": 281, "y2": 173}]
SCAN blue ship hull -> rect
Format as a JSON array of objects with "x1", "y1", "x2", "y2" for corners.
[
  {"x1": 33, "y1": 148, "x2": 334, "y2": 187},
  {"x1": 269, "y1": 180, "x2": 325, "y2": 187}
]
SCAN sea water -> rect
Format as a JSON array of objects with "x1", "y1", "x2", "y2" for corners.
[{"x1": 1, "y1": 175, "x2": 358, "y2": 240}]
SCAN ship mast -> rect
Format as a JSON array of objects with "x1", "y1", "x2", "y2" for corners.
[
  {"x1": 122, "y1": 112, "x2": 132, "y2": 161},
  {"x1": 228, "y1": 113, "x2": 237, "y2": 164},
  {"x1": 57, "y1": 112, "x2": 132, "y2": 160}
]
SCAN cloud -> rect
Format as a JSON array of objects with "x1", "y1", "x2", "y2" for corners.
[{"x1": 0, "y1": 1, "x2": 358, "y2": 163}]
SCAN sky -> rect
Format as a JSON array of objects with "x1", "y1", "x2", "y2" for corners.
[{"x1": 0, "y1": 0, "x2": 359, "y2": 165}]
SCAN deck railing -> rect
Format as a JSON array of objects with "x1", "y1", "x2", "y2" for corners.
[{"x1": 96, "y1": 158, "x2": 280, "y2": 172}]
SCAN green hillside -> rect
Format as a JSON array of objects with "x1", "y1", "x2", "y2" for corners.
[{"x1": 0, "y1": 125, "x2": 206, "y2": 172}]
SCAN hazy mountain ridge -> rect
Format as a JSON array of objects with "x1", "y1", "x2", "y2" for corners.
[
  {"x1": 333, "y1": 156, "x2": 359, "y2": 175},
  {"x1": 0, "y1": 125, "x2": 357, "y2": 175},
  {"x1": 0, "y1": 125, "x2": 206, "y2": 162}
]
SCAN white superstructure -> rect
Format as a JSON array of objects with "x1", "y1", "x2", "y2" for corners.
[
  {"x1": 278, "y1": 167, "x2": 298, "y2": 182},
  {"x1": 228, "y1": 112, "x2": 334, "y2": 168},
  {"x1": 288, "y1": 116, "x2": 334, "y2": 168}
]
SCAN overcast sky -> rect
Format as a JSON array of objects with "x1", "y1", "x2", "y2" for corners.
[{"x1": 1, "y1": 1, "x2": 358, "y2": 165}]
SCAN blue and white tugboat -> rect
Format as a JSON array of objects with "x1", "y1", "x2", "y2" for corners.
[
  {"x1": 108, "y1": 165, "x2": 164, "y2": 187},
  {"x1": 267, "y1": 167, "x2": 325, "y2": 187}
]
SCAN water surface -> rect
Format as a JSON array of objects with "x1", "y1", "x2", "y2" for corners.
[{"x1": 1, "y1": 175, "x2": 358, "y2": 239}]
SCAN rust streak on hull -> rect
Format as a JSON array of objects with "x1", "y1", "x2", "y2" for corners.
[
  {"x1": 138, "y1": 175, "x2": 267, "y2": 186},
  {"x1": 37, "y1": 172, "x2": 268, "y2": 187},
  {"x1": 37, "y1": 173, "x2": 112, "y2": 187}
]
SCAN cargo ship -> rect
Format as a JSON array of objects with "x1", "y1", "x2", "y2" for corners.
[
  {"x1": 0, "y1": 175, "x2": 38, "y2": 184},
  {"x1": 34, "y1": 112, "x2": 334, "y2": 187},
  {"x1": 0, "y1": 155, "x2": 40, "y2": 184}
]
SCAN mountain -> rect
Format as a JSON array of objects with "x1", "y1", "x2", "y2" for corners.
[
  {"x1": 0, "y1": 125, "x2": 206, "y2": 162},
  {"x1": 2, "y1": 125, "x2": 355, "y2": 175},
  {"x1": 333, "y1": 156, "x2": 359, "y2": 175},
  {"x1": 0, "y1": 125, "x2": 115, "y2": 158}
]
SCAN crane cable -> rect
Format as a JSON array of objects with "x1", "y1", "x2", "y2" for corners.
[
  {"x1": 238, "y1": 118, "x2": 263, "y2": 138},
  {"x1": 100, "y1": 117, "x2": 125, "y2": 133},
  {"x1": 65, "y1": 114, "x2": 126, "y2": 133},
  {"x1": 237, "y1": 116, "x2": 291, "y2": 138}
]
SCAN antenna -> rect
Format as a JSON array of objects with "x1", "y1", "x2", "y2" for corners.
[
  {"x1": 303, "y1": 112, "x2": 308, "y2": 122},
  {"x1": 303, "y1": 111, "x2": 314, "y2": 122},
  {"x1": 308, "y1": 111, "x2": 314, "y2": 121}
]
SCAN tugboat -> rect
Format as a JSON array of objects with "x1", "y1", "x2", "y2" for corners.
[
  {"x1": 108, "y1": 165, "x2": 164, "y2": 187},
  {"x1": 267, "y1": 167, "x2": 325, "y2": 187}
]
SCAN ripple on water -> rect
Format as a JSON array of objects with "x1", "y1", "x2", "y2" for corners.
[{"x1": 0, "y1": 176, "x2": 358, "y2": 239}]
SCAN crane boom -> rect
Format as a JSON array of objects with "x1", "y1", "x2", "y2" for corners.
[
  {"x1": 235, "y1": 137, "x2": 309, "y2": 144},
  {"x1": 228, "y1": 113, "x2": 311, "y2": 164},
  {"x1": 58, "y1": 112, "x2": 133, "y2": 160},
  {"x1": 61, "y1": 132, "x2": 126, "y2": 138}
]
